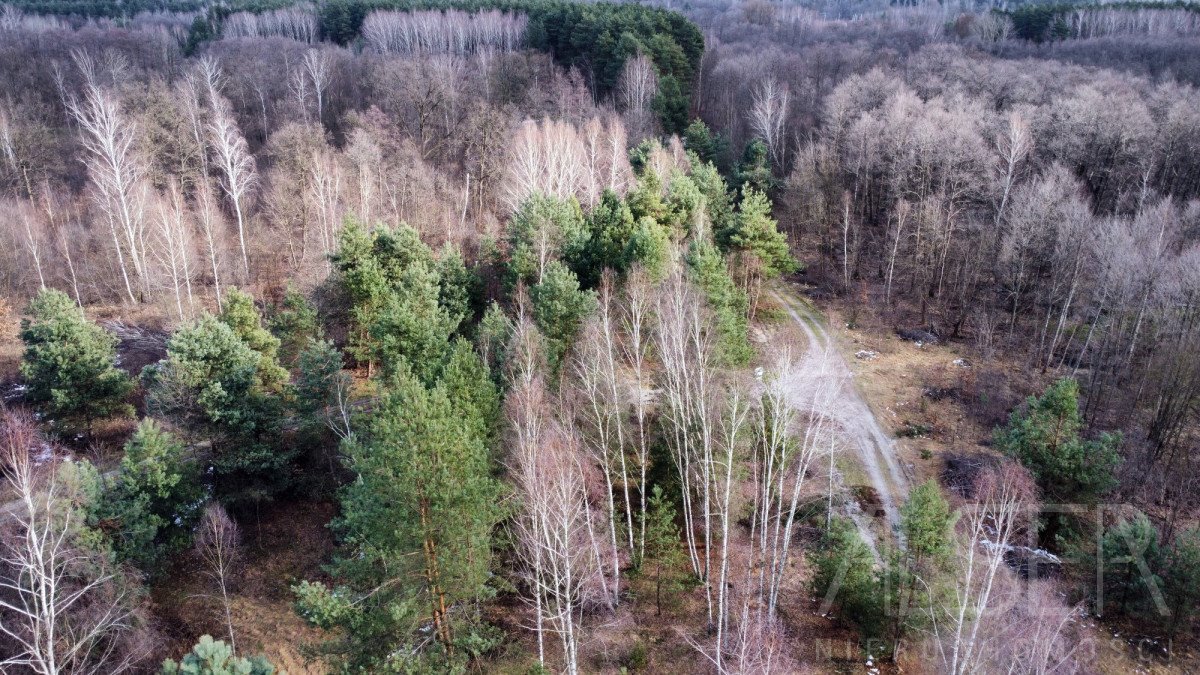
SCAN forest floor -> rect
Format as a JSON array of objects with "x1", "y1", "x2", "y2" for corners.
[{"x1": 149, "y1": 499, "x2": 336, "y2": 673}]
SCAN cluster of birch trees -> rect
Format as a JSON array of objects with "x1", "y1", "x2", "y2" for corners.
[
  {"x1": 222, "y1": 5, "x2": 320, "y2": 43},
  {"x1": 361, "y1": 9, "x2": 528, "y2": 55},
  {"x1": 55, "y1": 50, "x2": 256, "y2": 318},
  {"x1": 503, "y1": 252, "x2": 850, "y2": 673}
]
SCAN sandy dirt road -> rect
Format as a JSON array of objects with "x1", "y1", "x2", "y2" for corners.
[{"x1": 772, "y1": 288, "x2": 910, "y2": 551}]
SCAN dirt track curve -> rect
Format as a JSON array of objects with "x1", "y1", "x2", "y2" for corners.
[{"x1": 772, "y1": 288, "x2": 910, "y2": 552}]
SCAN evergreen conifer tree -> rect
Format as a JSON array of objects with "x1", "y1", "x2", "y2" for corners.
[
  {"x1": 19, "y1": 288, "x2": 133, "y2": 435},
  {"x1": 103, "y1": 419, "x2": 202, "y2": 571},
  {"x1": 995, "y1": 378, "x2": 1120, "y2": 504},
  {"x1": 640, "y1": 486, "x2": 687, "y2": 615},
  {"x1": 531, "y1": 261, "x2": 596, "y2": 370},
  {"x1": 295, "y1": 366, "x2": 501, "y2": 670}
]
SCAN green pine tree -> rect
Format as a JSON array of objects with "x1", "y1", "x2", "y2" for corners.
[
  {"x1": 623, "y1": 216, "x2": 672, "y2": 280},
  {"x1": 902, "y1": 480, "x2": 956, "y2": 567},
  {"x1": 331, "y1": 219, "x2": 391, "y2": 373},
  {"x1": 531, "y1": 261, "x2": 596, "y2": 370},
  {"x1": 295, "y1": 366, "x2": 502, "y2": 670},
  {"x1": 881, "y1": 480, "x2": 955, "y2": 658},
  {"x1": 1163, "y1": 526, "x2": 1200, "y2": 637},
  {"x1": 439, "y1": 339, "x2": 501, "y2": 448},
  {"x1": 19, "y1": 288, "x2": 133, "y2": 436},
  {"x1": 161, "y1": 635, "x2": 275, "y2": 675},
  {"x1": 735, "y1": 139, "x2": 775, "y2": 193},
  {"x1": 627, "y1": 169, "x2": 669, "y2": 224},
  {"x1": 146, "y1": 315, "x2": 261, "y2": 433},
  {"x1": 295, "y1": 339, "x2": 352, "y2": 439},
  {"x1": 505, "y1": 195, "x2": 589, "y2": 287},
  {"x1": 690, "y1": 160, "x2": 735, "y2": 240},
  {"x1": 652, "y1": 74, "x2": 689, "y2": 134},
  {"x1": 1084, "y1": 511, "x2": 1162, "y2": 619},
  {"x1": 332, "y1": 219, "x2": 442, "y2": 376},
  {"x1": 436, "y1": 242, "x2": 479, "y2": 328},
  {"x1": 811, "y1": 518, "x2": 883, "y2": 639},
  {"x1": 663, "y1": 171, "x2": 703, "y2": 233},
  {"x1": 585, "y1": 190, "x2": 637, "y2": 278},
  {"x1": 102, "y1": 419, "x2": 202, "y2": 572},
  {"x1": 369, "y1": 261, "x2": 458, "y2": 385},
  {"x1": 686, "y1": 241, "x2": 753, "y2": 365},
  {"x1": 475, "y1": 301, "x2": 513, "y2": 379},
  {"x1": 144, "y1": 315, "x2": 291, "y2": 508},
  {"x1": 995, "y1": 378, "x2": 1121, "y2": 504},
  {"x1": 219, "y1": 288, "x2": 288, "y2": 390},
  {"x1": 725, "y1": 188, "x2": 798, "y2": 278},
  {"x1": 268, "y1": 287, "x2": 320, "y2": 367},
  {"x1": 639, "y1": 486, "x2": 687, "y2": 616},
  {"x1": 682, "y1": 119, "x2": 728, "y2": 167}
]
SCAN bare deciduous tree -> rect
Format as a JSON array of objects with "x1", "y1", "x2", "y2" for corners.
[
  {"x1": 621, "y1": 266, "x2": 654, "y2": 560},
  {"x1": 362, "y1": 9, "x2": 527, "y2": 56},
  {"x1": 223, "y1": 6, "x2": 318, "y2": 43},
  {"x1": 195, "y1": 503, "x2": 242, "y2": 655},
  {"x1": 507, "y1": 311, "x2": 603, "y2": 675},
  {"x1": 505, "y1": 116, "x2": 632, "y2": 212},
  {"x1": 0, "y1": 411, "x2": 146, "y2": 675},
  {"x1": 306, "y1": 147, "x2": 345, "y2": 266},
  {"x1": 67, "y1": 65, "x2": 149, "y2": 305},
  {"x1": 13, "y1": 199, "x2": 48, "y2": 291},
  {"x1": 150, "y1": 180, "x2": 195, "y2": 321},
  {"x1": 992, "y1": 110, "x2": 1034, "y2": 228},
  {"x1": 573, "y1": 302, "x2": 628, "y2": 606},
  {"x1": 207, "y1": 90, "x2": 257, "y2": 280},
  {"x1": 749, "y1": 76, "x2": 790, "y2": 171},
  {"x1": 617, "y1": 52, "x2": 658, "y2": 142},
  {"x1": 654, "y1": 267, "x2": 719, "y2": 621},
  {"x1": 748, "y1": 342, "x2": 843, "y2": 619},
  {"x1": 934, "y1": 461, "x2": 1037, "y2": 675},
  {"x1": 301, "y1": 48, "x2": 332, "y2": 124},
  {"x1": 195, "y1": 179, "x2": 226, "y2": 311}
]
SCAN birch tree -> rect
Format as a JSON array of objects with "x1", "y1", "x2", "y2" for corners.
[
  {"x1": 654, "y1": 268, "x2": 718, "y2": 621},
  {"x1": 712, "y1": 390, "x2": 750, "y2": 668},
  {"x1": 749, "y1": 76, "x2": 790, "y2": 171},
  {"x1": 302, "y1": 48, "x2": 332, "y2": 123},
  {"x1": 507, "y1": 311, "x2": 602, "y2": 674},
  {"x1": 151, "y1": 181, "x2": 196, "y2": 321},
  {"x1": 936, "y1": 462, "x2": 1037, "y2": 675},
  {"x1": 0, "y1": 411, "x2": 146, "y2": 675},
  {"x1": 195, "y1": 179, "x2": 226, "y2": 311},
  {"x1": 306, "y1": 146, "x2": 344, "y2": 266},
  {"x1": 67, "y1": 71, "x2": 149, "y2": 304},
  {"x1": 992, "y1": 110, "x2": 1033, "y2": 228},
  {"x1": 14, "y1": 199, "x2": 47, "y2": 291},
  {"x1": 618, "y1": 52, "x2": 658, "y2": 142},
  {"x1": 622, "y1": 267, "x2": 655, "y2": 560},
  {"x1": 194, "y1": 503, "x2": 242, "y2": 655},
  {"x1": 573, "y1": 273, "x2": 638, "y2": 605},
  {"x1": 748, "y1": 342, "x2": 843, "y2": 619},
  {"x1": 208, "y1": 92, "x2": 257, "y2": 279}
]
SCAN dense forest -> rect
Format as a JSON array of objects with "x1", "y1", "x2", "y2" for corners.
[{"x1": 1, "y1": 0, "x2": 1200, "y2": 672}]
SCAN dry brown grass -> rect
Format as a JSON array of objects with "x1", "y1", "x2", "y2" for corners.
[
  {"x1": 816, "y1": 299, "x2": 1051, "y2": 488},
  {"x1": 0, "y1": 296, "x2": 21, "y2": 386},
  {"x1": 150, "y1": 500, "x2": 336, "y2": 673}
]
